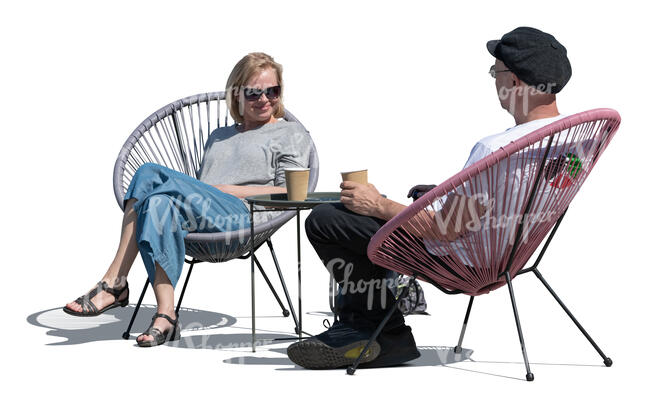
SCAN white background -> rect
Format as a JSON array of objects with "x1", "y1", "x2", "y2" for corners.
[{"x1": 2, "y1": 0, "x2": 648, "y2": 399}]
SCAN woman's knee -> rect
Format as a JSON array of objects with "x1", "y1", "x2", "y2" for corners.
[
  {"x1": 130, "y1": 163, "x2": 159, "y2": 190},
  {"x1": 133, "y1": 163, "x2": 162, "y2": 179},
  {"x1": 129, "y1": 163, "x2": 175, "y2": 196}
]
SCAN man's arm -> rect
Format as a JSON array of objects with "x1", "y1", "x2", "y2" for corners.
[
  {"x1": 340, "y1": 181, "x2": 485, "y2": 241},
  {"x1": 374, "y1": 197, "x2": 408, "y2": 221}
]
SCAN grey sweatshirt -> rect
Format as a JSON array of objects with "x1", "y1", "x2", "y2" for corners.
[{"x1": 197, "y1": 119, "x2": 311, "y2": 224}]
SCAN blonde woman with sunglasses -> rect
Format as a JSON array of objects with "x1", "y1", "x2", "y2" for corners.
[{"x1": 63, "y1": 52, "x2": 311, "y2": 347}]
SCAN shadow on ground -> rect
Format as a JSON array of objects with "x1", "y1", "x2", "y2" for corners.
[
  {"x1": 222, "y1": 345, "x2": 475, "y2": 369},
  {"x1": 171, "y1": 331, "x2": 298, "y2": 350},
  {"x1": 26, "y1": 304, "x2": 236, "y2": 346}
]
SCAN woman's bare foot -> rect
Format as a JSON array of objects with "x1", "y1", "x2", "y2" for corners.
[{"x1": 65, "y1": 277, "x2": 128, "y2": 314}]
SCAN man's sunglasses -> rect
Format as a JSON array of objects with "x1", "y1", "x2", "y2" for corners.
[{"x1": 242, "y1": 85, "x2": 281, "y2": 101}]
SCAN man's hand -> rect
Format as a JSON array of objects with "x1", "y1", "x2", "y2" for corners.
[
  {"x1": 340, "y1": 181, "x2": 385, "y2": 218},
  {"x1": 407, "y1": 184, "x2": 437, "y2": 201}
]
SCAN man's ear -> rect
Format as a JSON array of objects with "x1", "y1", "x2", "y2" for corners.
[{"x1": 511, "y1": 72, "x2": 522, "y2": 88}]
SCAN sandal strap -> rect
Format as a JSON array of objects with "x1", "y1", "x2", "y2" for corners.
[
  {"x1": 142, "y1": 327, "x2": 165, "y2": 343},
  {"x1": 139, "y1": 314, "x2": 178, "y2": 345},
  {"x1": 87, "y1": 281, "x2": 106, "y2": 299},
  {"x1": 74, "y1": 294, "x2": 97, "y2": 314},
  {"x1": 152, "y1": 313, "x2": 177, "y2": 326},
  {"x1": 74, "y1": 282, "x2": 106, "y2": 314},
  {"x1": 104, "y1": 281, "x2": 129, "y2": 297}
]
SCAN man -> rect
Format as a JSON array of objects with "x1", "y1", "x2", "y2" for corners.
[{"x1": 287, "y1": 26, "x2": 572, "y2": 369}]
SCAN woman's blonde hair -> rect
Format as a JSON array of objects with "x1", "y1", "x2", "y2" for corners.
[{"x1": 225, "y1": 52, "x2": 285, "y2": 124}]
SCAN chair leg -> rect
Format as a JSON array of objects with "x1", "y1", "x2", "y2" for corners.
[
  {"x1": 266, "y1": 240, "x2": 300, "y2": 332},
  {"x1": 533, "y1": 269, "x2": 612, "y2": 367},
  {"x1": 454, "y1": 296, "x2": 475, "y2": 353},
  {"x1": 166, "y1": 259, "x2": 195, "y2": 340},
  {"x1": 175, "y1": 259, "x2": 195, "y2": 315},
  {"x1": 329, "y1": 277, "x2": 339, "y2": 323},
  {"x1": 253, "y1": 254, "x2": 290, "y2": 317},
  {"x1": 346, "y1": 276, "x2": 416, "y2": 376},
  {"x1": 122, "y1": 279, "x2": 149, "y2": 340},
  {"x1": 505, "y1": 271, "x2": 535, "y2": 382}
]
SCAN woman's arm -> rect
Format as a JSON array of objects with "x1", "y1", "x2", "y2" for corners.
[{"x1": 214, "y1": 184, "x2": 286, "y2": 199}]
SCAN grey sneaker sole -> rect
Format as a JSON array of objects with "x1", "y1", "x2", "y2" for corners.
[{"x1": 287, "y1": 339, "x2": 381, "y2": 369}]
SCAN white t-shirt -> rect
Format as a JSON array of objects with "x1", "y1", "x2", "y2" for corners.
[
  {"x1": 461, "y1": 115, "x2": 566, "y2": 170},
  {"x1": 424, "y1": 115, "x2": 566, "y2": 266}
]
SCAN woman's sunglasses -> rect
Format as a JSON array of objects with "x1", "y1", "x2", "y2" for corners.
[{"x1": 242, "y1": 85, "x2": 281, "y2": 101}]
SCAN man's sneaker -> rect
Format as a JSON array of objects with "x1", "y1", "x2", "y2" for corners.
[
  {"x1": 287, "y1": 320, "x2": 421, "y2": 369},
  {"x1": 287, "y1": 321, "x2": 381, "y2": 369},
  {"x1": 362, "y1": 323, "x2": 420, "y2": 368}
]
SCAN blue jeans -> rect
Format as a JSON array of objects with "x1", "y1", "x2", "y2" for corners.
[{"x1": 124, "y1": 163, "x2": 250, "y2": 288}]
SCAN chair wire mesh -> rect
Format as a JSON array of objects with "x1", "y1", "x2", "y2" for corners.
[{"x1": 368, "y1": 109, "x2": 620, "y2": 296}]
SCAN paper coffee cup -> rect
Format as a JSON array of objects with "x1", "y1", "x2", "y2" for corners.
[
  {"x1": 341, "y1": 169, "x2": 368, "y2": 184},
  {"x1": 285, "y1": 168, "x2": 310, "y2": 201}
]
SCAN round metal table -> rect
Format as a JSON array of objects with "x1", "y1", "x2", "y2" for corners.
[{"x1": 245, "y1": 192, "x2": 341, "y2": 351}]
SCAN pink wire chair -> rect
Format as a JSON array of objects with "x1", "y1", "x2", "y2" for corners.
[{"x1": 348, "y1": 109, "x2": 621, "y2": 379}]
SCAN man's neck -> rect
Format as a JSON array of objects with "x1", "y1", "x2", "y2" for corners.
[{"x1": 514, "y1": 101, "x2": 560, "y2": 125}]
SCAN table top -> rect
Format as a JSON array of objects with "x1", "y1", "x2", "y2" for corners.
[{"x1": 246, "y1": 192, "x2": 341, "y2": 208}]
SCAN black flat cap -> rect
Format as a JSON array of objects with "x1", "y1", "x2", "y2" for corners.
[{"x1": 487, "y1": 27, "x2": 571, "y2": 94}]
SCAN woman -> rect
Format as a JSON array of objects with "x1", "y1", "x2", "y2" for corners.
[{"x1": 63, "y1": 52, "x2": 311, "y2": 347}]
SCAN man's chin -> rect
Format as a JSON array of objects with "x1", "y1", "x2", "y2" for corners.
[{"x1": 500, "y1": 102, "x2": 515, "y2": 116}]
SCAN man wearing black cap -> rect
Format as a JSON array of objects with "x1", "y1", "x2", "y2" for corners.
[
  {"x1": 488, "y1": 26, "x2": 571, "y2": 124},
  {"x1": 287, "y1": 27, "x2": 572, "y2": 370}
]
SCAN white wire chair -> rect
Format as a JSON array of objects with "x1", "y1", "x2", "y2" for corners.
[{"x1": 113, "y1": 91, "x2": 319, "y2": 340}]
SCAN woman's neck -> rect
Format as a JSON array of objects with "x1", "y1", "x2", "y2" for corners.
[{"x1": 241, "y1": 116, "x2": 278, "y2": 132}]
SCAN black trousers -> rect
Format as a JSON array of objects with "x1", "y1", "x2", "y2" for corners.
[{"x1": 305, "y1": 203, "x2": 404, "y2": 328}]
